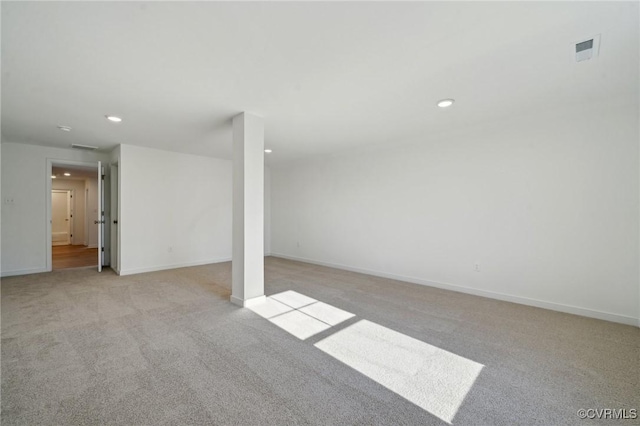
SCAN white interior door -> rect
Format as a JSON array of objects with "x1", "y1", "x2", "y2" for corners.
[
  {"x1": 52, "y1": 190, "x2": 71, "y2": 245},
  {"x1": 110, "y1": 164, "x2": 119, "y2": 272},
  {"x1": 97, "y1": 161, "x2": 103, "y2": 272},
  {"x1": 103, "y1": 168, "x2": 110, "y2": 267}
]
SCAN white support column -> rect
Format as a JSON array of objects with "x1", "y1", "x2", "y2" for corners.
[{"x1": 231, "y1": 112, "x2": 266, "y2": 307}]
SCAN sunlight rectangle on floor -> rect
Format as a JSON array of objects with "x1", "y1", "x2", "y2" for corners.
[
  {"x1": 314, "y1": 319, "x2": 483, "y2": 424},
  {"x1": 249, "y1": 291, "x2": 355, "y2": 340}
]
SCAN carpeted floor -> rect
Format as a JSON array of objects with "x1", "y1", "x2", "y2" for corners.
[{"x1": 1, "y1": 257, "x2": 638, "y2": 425}]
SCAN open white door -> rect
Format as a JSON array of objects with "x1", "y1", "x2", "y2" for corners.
[
  {"x1": 110, "y1": 164, "x2": 119, "y2": 273},
  {"x1": 97, "y1": 161, "x2": 104, "y2": 272}
]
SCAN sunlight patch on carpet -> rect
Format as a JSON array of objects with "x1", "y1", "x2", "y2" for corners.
[
  {"x1": 314, "y1": 319, "x2": 483, "y2": 423},
  {"x1": 248, "y1": 291, "x2": 355, "y2": 340},
  {"x1": 249, "y1": 291, "x2": 482, "y2": 422}
]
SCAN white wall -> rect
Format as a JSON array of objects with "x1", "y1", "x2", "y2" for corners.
[
  {"x1": 119, "y1": 144, "x2": 236, "y2": 275},
  {"x1": 1, "y1": 142, "x2": 271, "y2": 277},
  {"x1": 52, "y1": 178, "x2": 86, "y2": 244},
  {"x1": 265, "y1": 167, "x2": 271, "y2": 255},
  {"x1": 1, "y1": 142, "x2": 109, "y2": 276},
  {"x1": 1, "y1": 138, "x2": 3, "y2": 275},
  {"x1": 271, "y1": 103, "x2": 639, "y2": 325}
]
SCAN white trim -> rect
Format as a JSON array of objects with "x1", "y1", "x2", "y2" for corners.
[
  {"x1": 230, "y1": 295, "x2": 266, "y2": 307},
  {"x1": 271, "y1": 253, "x2": 639, "y2": 327},
  {"x1": 110, "y1": 163, "x2": 119, "y2": 274},
  {"x1": 116, "y1": 159, "x2": 121, "y2": 276},
  {"x1": 1, "y1": 267, "x2": 49, "y2": 278},
  {"x1": 86, "y1": 244, "x2": 99, "y2": 249},
  {"x1": 69, "y1": 188, "x2": 75, "y2": 245},
  {"x1": 98, "y1": 160, "x2": 103, "y2": 272},
  {"x1": 118, "y1": 257, "x2": 232, "y2": 276}
]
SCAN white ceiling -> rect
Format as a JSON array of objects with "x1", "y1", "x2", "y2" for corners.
[{"x1": 2, "y1": 2, "x2": 638, "y2": 164}]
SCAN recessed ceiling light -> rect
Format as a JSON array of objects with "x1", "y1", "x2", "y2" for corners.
[
  {"x1": 51, "y1": 175, "x2": 56, "y2": 179},
  {"x1": 57, "y1": 125, "x2": 72, "y2": 132},
  {"x1": 264, "y1": 149, "x2": 273, "y2": 153},
  {"x1": 105, "y1": 115, "x2": 122, "y2": 122},
  {"x1": 64, "y1": 172, "x2": 71, "y2": 176},
  {"x1": 437, "y1": 99, "x2": 455, "y2": 108}
]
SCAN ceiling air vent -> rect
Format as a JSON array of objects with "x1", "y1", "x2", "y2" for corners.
[
  {"x1": 575, "y1": 34, "x2": 600, "y2": 62},
  {"x1": 71, "y1": 144, "x2": 99, "y2": 151}
]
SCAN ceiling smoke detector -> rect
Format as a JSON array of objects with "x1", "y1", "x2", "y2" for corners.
[{"x1": 575, "y1": 34, "x2": 601, "y2": 62}]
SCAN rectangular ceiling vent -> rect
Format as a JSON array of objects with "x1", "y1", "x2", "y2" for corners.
[
  {"x1": 71, "y1": 144, "x2": 99, "y2": 151},
  {"x1": 575, "y1": 34, "x2": 600, "y2": 62}
]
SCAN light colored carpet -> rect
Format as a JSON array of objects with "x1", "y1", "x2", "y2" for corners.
[{"x1": 1, "y1": 257, "x2": 638, "y2": 425}]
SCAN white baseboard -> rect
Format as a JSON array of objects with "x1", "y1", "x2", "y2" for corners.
[
  {"x1": 230, "y1": 294, "x2": 266, "y2": 307},
  {"x1": 271, "y1": 253, "x2": 639, "y2": 327},
  {"x1": 86, "y1": 244, "x2": 98, "y2": 249},
  {"x1": 118, "y1": 257, "x2": 232, "y2": 276},
  {"x1": 1, "y1": 267, "x2": 49, "y2": 278}
]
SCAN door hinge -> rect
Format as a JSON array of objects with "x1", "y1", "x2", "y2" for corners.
[
  {"x1": 101, "y1": 247, "x2": 104, "y2": 252},
  {"x1": 102, "y1": 175, "x2": 105, "y2": 180}
]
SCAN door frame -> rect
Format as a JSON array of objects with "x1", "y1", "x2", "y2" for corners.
[
  {"x1": 46, "y1": 158, "x2": 100, "y2": 272},
  {"x1": 98, "y1": 161, "x2": 103, "y2": 272},
  {"x1": 110, "y1": 162, "x2": 120, "y2": 274}
]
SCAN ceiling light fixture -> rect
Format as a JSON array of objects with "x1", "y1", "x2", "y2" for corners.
[
  {"x1": 437, "y1": 99, "x2": 455, "y2": 108},
  {"x1": 264, "y1": 149, "x2": 272, "y2": 153},
  {"x1": 57, "y1": 125, "x2": 72, "y2": 132},
  {"x1": 64, "y1": 172, "x2": 71, "y2": 176},
  {"x1": 105, "y1": 115, "x2": 122, "y2": 122}
]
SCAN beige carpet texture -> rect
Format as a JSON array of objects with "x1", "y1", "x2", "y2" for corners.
[{"x1": 2, "y1": 257, "x2": 638, "y2": 425}]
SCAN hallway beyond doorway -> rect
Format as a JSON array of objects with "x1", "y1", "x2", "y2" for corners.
[{"x1": 52, "y1": 245, "x2": 98, "y2": 270}]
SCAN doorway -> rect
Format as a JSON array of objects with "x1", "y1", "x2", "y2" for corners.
[
  {"x1": 51, "y1": 189, "x2": 72, "y2": 246},
  {"x1": 46, "y1": 159, "x2": 116, "y2": 272},
  {"x1": 48, "y1": 161, "x2": 103, "y2": 271}
]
